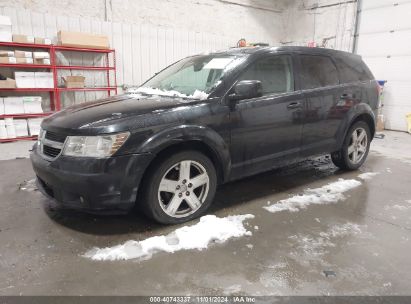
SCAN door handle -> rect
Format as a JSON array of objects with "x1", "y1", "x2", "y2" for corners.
[{"x1": 287, "y1": 102, "x2": 302, "y2": 109}]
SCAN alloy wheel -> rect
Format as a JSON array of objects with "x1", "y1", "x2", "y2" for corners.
[
  {"x1": 347, "y1": 127, "x2": 368, "y2": 164},
  {"x1": 158, "y1": 160, "x2": 210, "y2": 218}
]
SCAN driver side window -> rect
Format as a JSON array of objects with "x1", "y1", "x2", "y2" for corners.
[{"x1": 238, "y1": 55, "x2": 294, "y2": 95}]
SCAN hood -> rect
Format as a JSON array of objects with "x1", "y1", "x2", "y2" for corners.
[{"x1": 42, "y1": 94, "x2": 200, "y2": 132}]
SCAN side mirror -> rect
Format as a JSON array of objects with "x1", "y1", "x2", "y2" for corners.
[{"x1": 229, "y1": 80, "x2": 263, "y2": 102}]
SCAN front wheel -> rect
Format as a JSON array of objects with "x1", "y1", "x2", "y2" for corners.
[
  {"x1": 140, "y1": 150, "x2": 217, "y2": 224},
  {"x1": 331, "y1": 121, "x2": 371, "y2": 170}
]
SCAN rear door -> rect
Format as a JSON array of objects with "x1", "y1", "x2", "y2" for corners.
[{"x1": 297, "y1": 54, "x2": 341, "y2": 156}]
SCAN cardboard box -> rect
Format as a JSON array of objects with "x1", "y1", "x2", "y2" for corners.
[
  {"x1": 4, "y1": 97, "x2": 24, "y2": 114},
  {"x1": 15, "y1": 72, "x2": 36, "y2": 88},
  {"x1": 0, "y1": 57, "x2": 16, "y2": 64},
  {"x1": 16, "y1": 57, "x2": 34, "y2": 64},
  {"x1": 0, "y1": 15, "x2": 12, "y2": 42},
  {"x1": 0, "y1": 50, "x2": 14, "y2": 57},
  {"x1": 62, "y1": 75, "x2": 85, "y2": 88},
  {"x1": 35, "y1": 72, "x2": 53, "y2": 88},
  {"x1": 14, "y1": 50, "x2": 32, "y2": 58},
  {"x1": 34, "y1": 58, "x2": 50, "y2": 65},
  {"x1": 12, "y1": 34, "x2": 35, "y2": 44},
  {"x1": 58, "y1": 31, "x2": 109, "y2": 49},
  {"x1": 0, "y1": 78, "x2": 16, "y2": 88},
  {"x1": 14, "y1": 119, "x2": 29, "y2": 137},
  {"x1": 33, "y1": 51, "x2": 50, "y2": 59},
  {"x1": 22, "y1": 96, "x2": 43, "y2": 114},
  {"x1": 34, "y1": 37, "x2": 52, "y2": 45},
  {"x1": 28, "y1": 118, "x2": 43, "y2": 136}
]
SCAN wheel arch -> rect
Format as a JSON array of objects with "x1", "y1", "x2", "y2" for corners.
[
  {"x1": 136, "y1": 125, "x2": 231, "y2": 185},
  {"x1": 336, "y1": 105, "x2": 376, "y2": 149}
]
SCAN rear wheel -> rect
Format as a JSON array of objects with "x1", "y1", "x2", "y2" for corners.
[
  {"x1": 140, "y1": 150, "x2": 217, "y2": 224},
  {"x1": 331, "y1": 121, "x2": 371, "y2": 170}
]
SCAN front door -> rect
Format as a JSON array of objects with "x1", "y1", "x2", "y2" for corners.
[{"x1": 229, "y1": 54, "x2": 304, "y2": 179}]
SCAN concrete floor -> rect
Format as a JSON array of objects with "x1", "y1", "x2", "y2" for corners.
[{"x1": 0, "y1": 131, "x2": 411, "y2": 296}]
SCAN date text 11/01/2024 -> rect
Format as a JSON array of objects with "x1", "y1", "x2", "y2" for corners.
[{"x1": 149, "y1": 296, "x2": 256, "y2": 303}]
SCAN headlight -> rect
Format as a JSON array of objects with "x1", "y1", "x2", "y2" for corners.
[
  {"x1": 63, "y1": 132, "x2": 130, "y2": 158},
  {"x1": 37, "y1": 128, "x2": 44, "y2": 144}
]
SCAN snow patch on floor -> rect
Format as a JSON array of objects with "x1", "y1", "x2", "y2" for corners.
[
  {"x1": 19, "y1": 178, "x2": 37, "y2": 192},
  {"x1": 263, "y1": 179, "x2": 361, "y2": 213},
  {"x1": 289, "y1": 222, "x2": 366, "y2": 258},
  {"x1": 384, "y1": 200, "x2": 411, "y2": 211},
  {"x1": 358, "y1": 172, "x2": 380, "y2": 180},
  {"x1": 84, "y1": 214, "x2": 254, "y2": 261}
]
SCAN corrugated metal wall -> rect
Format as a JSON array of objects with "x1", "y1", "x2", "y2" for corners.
[
  {"x1": 0, "y1": 6, "x2": 234, "y2": 107},
  {"x1": 356, "y1": 0, "x2": 411, "y2": 131}
]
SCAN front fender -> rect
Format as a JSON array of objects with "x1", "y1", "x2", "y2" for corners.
[{"x1": 136, "y1": 125, "x2": 231, "y2": 181}]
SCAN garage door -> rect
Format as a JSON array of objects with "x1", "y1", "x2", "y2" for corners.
[{"x1": 356, "y1": 0, "x2": 411, "y2": 131}]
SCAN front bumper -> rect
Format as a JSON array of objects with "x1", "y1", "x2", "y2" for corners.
[{"x1": 30, "y1": 143, "x2": 153, "y2": 212}]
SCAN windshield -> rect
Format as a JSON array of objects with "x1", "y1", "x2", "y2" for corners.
[{"x1": 128, "y1": 54, "x2": 245, "y2": 100}]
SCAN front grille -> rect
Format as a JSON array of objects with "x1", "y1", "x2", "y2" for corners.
[
  {"x1": 45, "y1": 131, "x2": 67, "y2": 143},
  {"x1": 43, "y1": 145, "x2": 62, "y2": 158}
]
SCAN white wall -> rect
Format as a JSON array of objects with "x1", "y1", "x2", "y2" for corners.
[
  {"x1": 281, "y1": 0, "x2": 357, "y2": 52},
  {"x1": 356, "y1": 0, "x2": 411, "y2": 131},
  {"x1": 0, "y1": 1, "x2": 286, "y2": 107}
]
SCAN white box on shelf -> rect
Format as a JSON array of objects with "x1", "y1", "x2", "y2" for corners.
[
  {"x1": 14, "y1": 119, "x2": 29, "y2": 137},
  {"x1": 0, "y1": 98, "x2": 4, "y2": 115},
  {"x1": 23, "y1": 96, "x2": 43, "y2": 113},
  {"x1": 16, "y1": 57, "x2": 34, "y2": 64},
  {"x1": 15, "y1": 72, "x2": 36, "y2": 88},
  {"x1": 0, "y1": 50, "x2": 14, "y2": 57},
  {"x1": 3, "y1": 97, "x2": 24, "y2": 114},
  {"x1": 27, "y1": 118, "x2": 43, "y2": 136},
  {"x1": 33, "y1": 52, "x2": 50, "y2": 59},
  {"x1": 15, "y1": 51, "x2": 33, "y2": 58},
  {"x1": 0, "y1": 15, "x2": 12, "y2": 42},
  {"x1": 0, "y1": 120, "x2": 7, "y2": 139},
  {"x1": 35, "y1": 72, "x2": 53, "y2": 88},
  {"x1": 0, "y1": 32, "x2": 12, "y2": 42},
  {"x1": 4, "y1": 118, "x2": 16, "y2": 138}
]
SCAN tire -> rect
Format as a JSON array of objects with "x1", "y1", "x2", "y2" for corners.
[
  {"x1": 139, "y1": 150, "x2": 217, "y2": 224},
  {"x1": 331, "y1": 121, "x2": 371, "y2": 170}
]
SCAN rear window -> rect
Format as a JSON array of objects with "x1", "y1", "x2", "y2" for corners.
[
  {"x1": 335, "y1": 57, "x2": 373, "y2": 83},
  {"x1": 300, "y1": 55, "x2": 339, "y2": 89}
]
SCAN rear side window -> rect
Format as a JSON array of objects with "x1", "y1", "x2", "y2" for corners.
[
  {"x1": 335, "y1": 57, "x2": 373, "y2": 83},
  {"x1": 300, "y1": 55, "x2": 339, "y2": 89},
  {"x1": 238, "y1": 55, "x2": 294, "y2": 95}
]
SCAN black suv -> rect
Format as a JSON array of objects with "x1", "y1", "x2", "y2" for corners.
[{"x1": 31, "y1": 46, "x2": 378, "y2": 224}]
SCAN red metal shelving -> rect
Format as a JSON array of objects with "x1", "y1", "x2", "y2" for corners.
[
  {"x1": 0, "y1": 42, "x2": 52, "y2": 49},
  {"x1": 0, "y1": 135, "x2": 38, "y2": 143},
  {"x1": 0, "y1": 113, "x2": 52, "y2": 119},
  {"x1": 0, "y1": 63, "x2": 52, "y2": 69},
  {"x1": 0, "y1": 41, "x2": 118, "y2": 143},
  {"x1": 0, "y1": 88, "x2": 54, "y2": 92}
]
